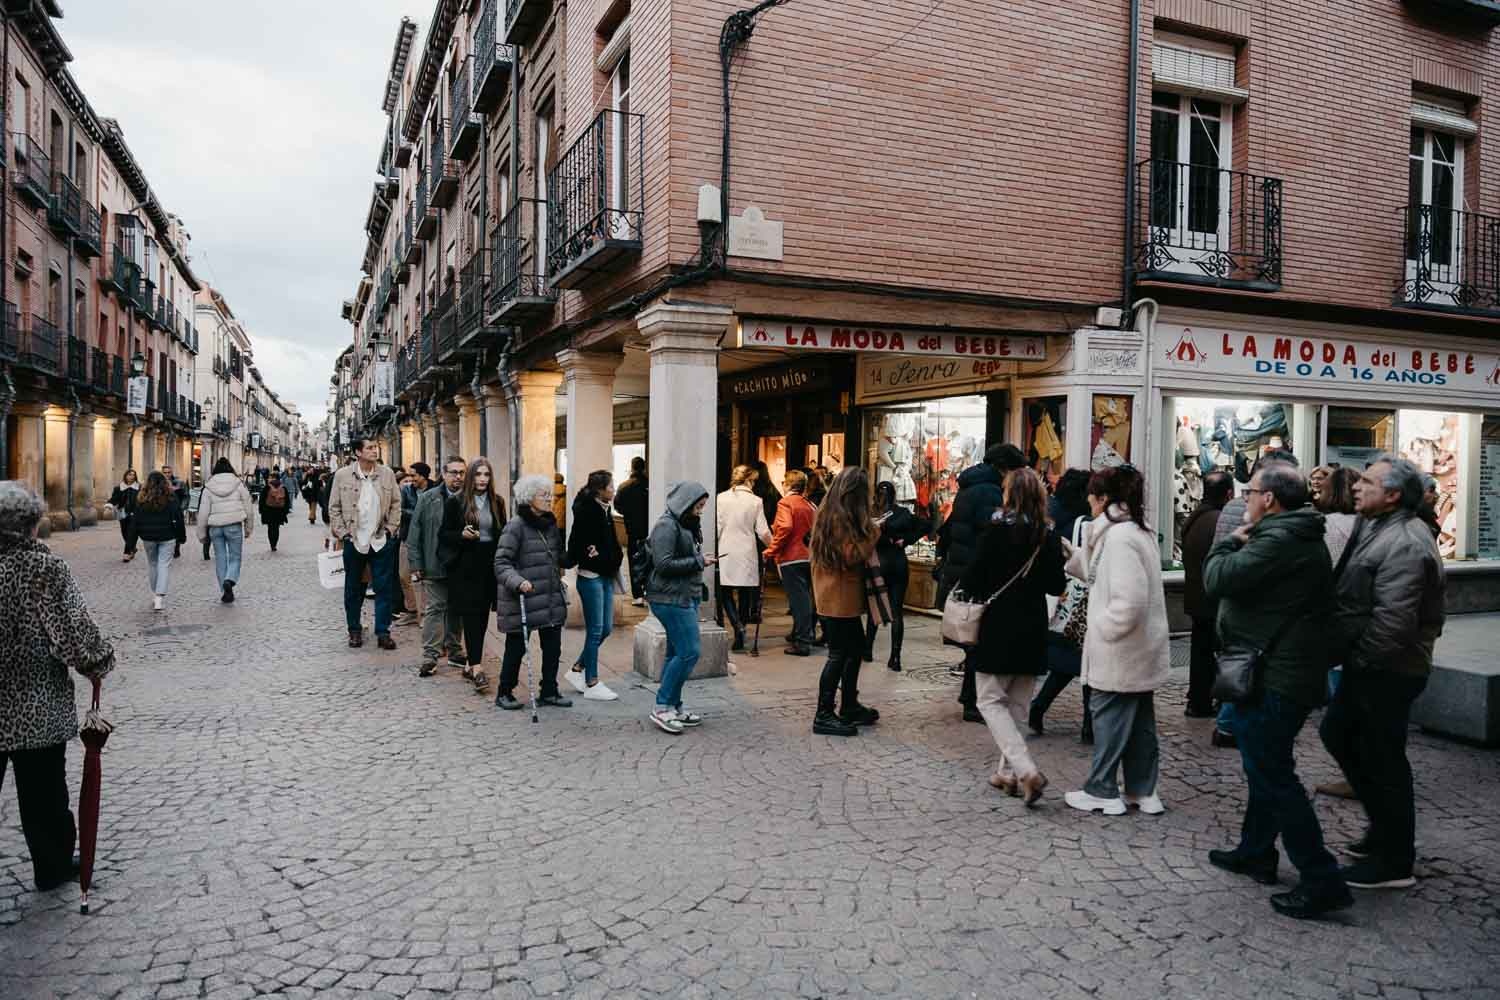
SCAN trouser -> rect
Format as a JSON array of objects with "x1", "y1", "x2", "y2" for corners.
[
  {"x1": 626, "y1": 535, "x2": 646, "y2": 598},
  {"x1": 208, "y1": 524, "x2": 243, "y2": 588},
  {"x1": 1231, "y1": 690, "x2": 1344, "y2": 891},
  {"x1": 650, "y1": 602, "x2": 701, "y2": 709},
  {"x1": 500, "y1": 626, "x2": 562, "y2": 698},
  {"x1": 398, "y1": 544, "x2": 421, "y2": 615},
  {"x1": 0, "y1": 743, "x2": 76, "y2": 890},
  {"x1": 342, "y1": 542, "x2": 395, "y2": 636},
  {"x1": 1084, "y1": 690, "x2": 1159, "y2": 799},
  {"x1": 576, "y1": 573, "x2": 614, "y2": 683},
  {"x1": 420, "y1": 578, "x2": 464, "y2": 663},
  {"x1": 719, "y1": 586, "x2": 760, "y2": 638},
  {"x1": 976, "y1": 673, "x2": 1039, "y2": 779},
  {"x1": 779, "y1": 563, "x2": 815, "y2": 644},
  {"x1": 266, "y1": 523, "x2": 280, "y2": 550},
  {"x1": 460, "y1": 611, "x2": 490, "y2": 667},
  {"x1": 119, "y1": 516, "x2": 132, "y2": 552},
  {"x1": 142, "y1": 540, "x2": 173, "y2": 595},
  {"x1": 1319, "y1": 669, "x2": 1427, "y2": 871},
  {"x1": 307, "y1": 502, "x2": 318, "y2": 524},
  {"x1": 816, "y1": 616, "x2": 865, "y2": 715},
  {"x1": 1187, "y1": 615, "x2": 1217, "y2": 712},
  {"x1": 863, "y1": 569, "x2": 908, "y2": 660}
]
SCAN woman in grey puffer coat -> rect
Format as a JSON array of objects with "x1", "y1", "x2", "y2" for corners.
[{"x1": 493, "y1": 474, "x2": 573, "y2": 711}]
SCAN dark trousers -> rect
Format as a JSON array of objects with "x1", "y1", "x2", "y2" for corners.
[
  {"x1": 864, "y1": 567, "x2": 908, "y2": 660},
  {"x1": 266, "y1": 523, "x2": 281, "y2": 551},
  {"x1": 460, "y1": 611, "x2": 490, "y2": 667},
  {"x1": 719, "y1": 586, "x2": 759, "y2": 639},
  {"x1": 500, "y1": 626, "x2": 562, "y2": 698},
  {"x1": 627, "y1": 536, "x2": 647, "y2": 598},
  {"x1": 1033, "y1": 671, "x2": 1092, "y2": 719},
  {"x1": 119, "y1": 517, "x2": 132, "y2": 552},
  {"x1": 1188, "y1": 615, "x2": 1217, "y2": 712},
  {"x1": 1230, "y1": 690, "x2": 1343, "y2": 891},
  {"x1": 780, "y1": 563, "x2": 816, "y2": 644},
  {"x1": 0, "y1": 743, "x2": 76, "y2": 890},
  {"x1": 342, "y1": 542, "x2": 396, "y2": 636},
  {"x1": 1320, "y1": 669, "x2": 1428, "y2": 871},
  {"x1": 817, "y1": 616, "x2": 866, "y2": 714}
]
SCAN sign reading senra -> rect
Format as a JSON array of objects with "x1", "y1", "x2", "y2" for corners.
[{"x1": 741, "y1": 318, "x2": 1046, "y2": 360}]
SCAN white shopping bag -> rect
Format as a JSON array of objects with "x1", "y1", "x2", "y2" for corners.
[{"x1": 317, "y1": 550, "x2": 345, "y2": 590}]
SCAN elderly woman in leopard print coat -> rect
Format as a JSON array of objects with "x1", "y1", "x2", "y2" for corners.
[{"x1": 0, "y1": 481, "x2": 115, "y2": 893}]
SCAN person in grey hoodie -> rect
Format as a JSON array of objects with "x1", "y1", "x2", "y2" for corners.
[
  {"x1": 196, "y1": 457, "x2": 254, "y2": 603},
  {"x1": 646, "y1": 480, "x2": 714, "y2": 735}
]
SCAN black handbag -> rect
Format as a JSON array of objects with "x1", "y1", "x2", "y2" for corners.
[{"x1": 1212, "y1": 611, "x2": 1308, "y2": 705}]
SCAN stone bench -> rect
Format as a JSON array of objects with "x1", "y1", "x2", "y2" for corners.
[
  {"x1": 632, "y1": 614, "x2": 730, "y2": 683},
  {"x1": 1413, "y1": 658, "x2": 1500, "y2": 747}
]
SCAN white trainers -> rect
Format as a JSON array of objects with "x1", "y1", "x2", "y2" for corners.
[
  {"x1": 1064, "y1": 790, "x2": 1127, "y2": 816},
  {"x1": 584, "y1": 681, "x2": 618, "y2": 701},
  {"x1": 152, "y1": 594, "x2": 164, "y2": 612},
  {"x1": 564, "y1": 669, "x2": 588, "y2": 694},
  {"x1": 631, "y1": 597, "x2": 645, "y2": 607},
  {"x1": 649, "y1": 708, "x2": 683, "y2": 734},
  {"x1": 1125, "y1": 794, "x2": 1165, "y2": 815}
]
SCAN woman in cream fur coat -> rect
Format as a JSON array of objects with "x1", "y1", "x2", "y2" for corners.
[{"x1": 1062, "y1": 465, "x2": 1170, "y2": 817}]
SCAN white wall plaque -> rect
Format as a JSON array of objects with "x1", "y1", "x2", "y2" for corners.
[{"x1": 727, "y1": 206, "x2": 784, "y2": 261}]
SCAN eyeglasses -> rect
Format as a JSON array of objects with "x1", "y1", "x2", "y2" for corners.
[{"x1": 444, "y1": 468, "x2": 465, "y2": 477}]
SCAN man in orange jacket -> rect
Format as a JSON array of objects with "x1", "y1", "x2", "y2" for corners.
[{"x1": 765, "y1": 469, "x2": 819, "y2": 656}]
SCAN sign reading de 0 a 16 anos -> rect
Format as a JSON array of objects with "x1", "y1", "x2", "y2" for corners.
[{"x1": 740, "y1": 318, "x2": 1047, "y2": 360}]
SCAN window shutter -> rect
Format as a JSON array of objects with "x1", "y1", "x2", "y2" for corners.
[
  {"x1": 1152, "y1": 30, "x2": 1248, "y2": 104},
  {"x1": 597, "y1": 16, "x2": 631, "y2": 75},
  {"x1": 1411, "y1": 94, "x2": 1477, "y2": 138}
]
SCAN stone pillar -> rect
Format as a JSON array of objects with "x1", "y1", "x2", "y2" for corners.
[
  {"x1": 437, "y1": 403, "x2": 461, "y2": 463},
  {"x1": 71, "y1": 414, "x2": 97, "y2": 525},
  {"x1": 506, "y1": 371, "x2": 563, "y2": 478},
  {"x1": 421, "y1": 412, "x2": 439, "y2": 466},
  {"x1": 478, "y1": 382, "x2": 512, "y2": 504},
  {"x1": 92, "y1": 417, "x2": 116, "y2": 517},
  {"x1": 43, "y1": 406, "x2": 71, "y2": 529},
  {"x1": 556, "y1": 350, "x2": 622, "y2": 503},
  {"x1": 632, "y1": 301, "x2": 733, "y2": 682},
  {"x1": 12, "y1": 402, "x2": 47, "y2": 499},
  {"x1": 456, "y1": 393, "x2": 481, "y2": 465},
  {"x1": 138, "y1": 426, "x2": 156, "y2": 471},
  {"x1": 112, "y1": 420, "x2": 133, "y2": 483}
]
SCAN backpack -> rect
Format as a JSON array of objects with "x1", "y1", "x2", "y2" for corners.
[{"x1": 266, "y1": 484, "x2": 287, "y2": 509}]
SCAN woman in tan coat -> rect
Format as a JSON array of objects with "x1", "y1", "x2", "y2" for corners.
[{"x1": 809, "y1": 468, "x2": 878, "y2": 737}]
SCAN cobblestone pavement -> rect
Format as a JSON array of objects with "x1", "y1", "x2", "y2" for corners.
[{"x1": 3, "y1": 519, "x2": 1498, "y2": 1000}]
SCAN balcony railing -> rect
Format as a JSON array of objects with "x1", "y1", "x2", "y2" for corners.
[
  {"x1": 66, "y1": 335, "x2": 87, "y2": 383},
  {"x1": 474, "y1": 1, "x2": 516, "y2": 113},
  {"x1": 156, "y1": 380, "x2": 170, "y2": 414},
  {"x1": 434, "y1": 288, "x2": 460, "y2": 361},
  {"x1": 505, "y1": 0, "x2": 550, "y2": 46},
  {"x1": 419, "y1": 311, "x2": 436, "y2": 373},
  {"x1": 110, "y1": 355, "x2": 125, "y2": 396},
  {"x1": 394, "y1": 111, "x2": 414, "y2": 168},
  {"x1": 76, "y1": 202, "x2": 103, "y2": 259},
  {"x1": 0, "y1": 302, "x2": 18, "y2": 364},
  {"x1": 48, "y1": 173, "x2": 83, "y2": 238},
  {"x1": 457, "y1": 249, "x2": 489, "y2": 344},
  {"x1": 140, "y1": 278, "x2": 158, "y2": 319},
  {"x1": 415, "y1": 172, "x2": 437, "y2": 240},
  {"x1": 90, "y1": 347, "x2": 109, "y2": 392},
  {"x1": 12, "y1": 134, "x2": 51, "y2": 208},
  {"x1": 490, "y1": 197, "x2": 557, "y2": 323},
  {"x1": 1398, "y1": 205, "x2": 1500, "y2": 315},
  {"x1": 450, "y1": 58, "x2": 481, "y2": 162},
  {"x1": 1133, "y1": 159, "x2": 1283, "y2": 291},
  {"x1": 547, "y1": 109, "x2": 644, "y2": 289},
  {"x1": 21, "y1": 315, "x2": 62, "y2": 376},
  {"x1": 430, "y1": 120, "x2": 460, "y2": 209}
]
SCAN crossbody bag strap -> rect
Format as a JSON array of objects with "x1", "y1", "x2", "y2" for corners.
[{"x1": 978, "y1": 542, "x2": 1044, "y2": 608}]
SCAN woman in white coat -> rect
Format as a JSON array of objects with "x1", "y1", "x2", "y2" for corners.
[
  {"x1": 716, "y1": 465, "x2": 772, "y2": 651},
  {"x1": 196, "y1": 457, "x2": 255, "y2": 603},
  {"x1": 1062, "y1": 464, "x2": 1171, "y2": 817}
]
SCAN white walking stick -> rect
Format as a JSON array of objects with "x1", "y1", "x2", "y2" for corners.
[{"x1": 519, "y1": 592, "x2": 539, "y2": 724}]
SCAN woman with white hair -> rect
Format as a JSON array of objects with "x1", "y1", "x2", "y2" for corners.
[
  {"x1": 0, "y1": 481, "x2": 115, "y2": 894},
  {"x1": 492, "y1": 473, "x2": 572, "y2": 711}
]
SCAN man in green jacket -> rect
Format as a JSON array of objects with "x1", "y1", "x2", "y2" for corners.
[
  {"x1": 407, "y1": 456, "x2": 466, "y2": 676},
  {"x1": 1202, "y1": 461, "x2": 1351, "y2": 921}
]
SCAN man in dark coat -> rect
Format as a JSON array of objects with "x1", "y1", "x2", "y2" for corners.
[
  {"x1": 938, "y1": 443, "x2": 1026, "y2": 722},
  {"x1": 1182, "y1": 470, "x2": 1233, "y2": 717},
  {"x1": 613, "y1": 457, "x2": 649, "y2": 605}
]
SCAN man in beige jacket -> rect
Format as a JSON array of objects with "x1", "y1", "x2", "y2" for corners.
[{"x1": 328, "y1": 437, "x2": 403, "y2": 649}]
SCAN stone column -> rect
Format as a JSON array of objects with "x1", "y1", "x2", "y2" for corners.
[
  {"x1": 71, "y1": 414, "x2": 98, "y2": 525},
  {"x1": 505, "y1": 370, "x2": 563, "y2": 478},
  {"x1": 556, "y1": 349, "x2": 622, "y2": 503},
  {"x1": 437, "y1": 403, "x2": 461, "y2": 462},
  {"x1": 12, "y1": 402, "x2": 47, "y2": 499},
  {"x1": 138, "y1": 426, "x2": 156, "y2": 471},
  {"x1": 93, "y1": 417, "x2": 116, "y2": 518},
  {"x1": 421, "y1": 412, "x2": 438, "y2": 465},
  {"x1": 112, "y1": 420, "x2": 133, "y2": 483},
  {"x1": 43, "y1": 406, "x2": 71, "y2": 529},
  {"x1": 631, "y1": 301, "x2": 733, "y2": 682},
  {"x1": 456, "y1": 393, "x2": 481, "y2": 465},
  {"x1": 478, "y1": 382, "x2": 512, "y2": 504}
]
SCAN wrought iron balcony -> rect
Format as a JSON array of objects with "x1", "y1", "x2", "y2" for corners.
[
  {"x1": 473, "y1": 1, "x2": 515, "y2": 113},
  {"x1": 66, "y1": 335, "x2": 87, "y2": 383},
  {"x1": 1134, "y1": 159, "x2": 1283, "y2": 291},
  {"x1": 449, "y1": 58, "x2": 481, "y2": 162},
  {"x1": 394, "y1": 111, "x2": 414, "y2": 168},
  {"x1": 139, "y1": 277, "x2": 157, "y2": 318},
  {"x1": 48, "y1": 172, "x2": 82, "y2": 238},
  {"x1": 505, "y1": 0, "x2": 551, "y2": 46},
  {"x1": 430, "y1": 121, "x2": 460, "y2": 209},
  {"x1": 419, "y1": 312, "x2": 437, "y2": 373},
  {"x1": 154, "y1": 293, "x2": 170, "y2": 332},
  {"x1": 401, "y1": 206, "x2": 422, "y2": 269},
  {"x1": 76, "y1": 201, "x2": 103, "y2": 259},
  {"x1": 21, "y1": 315, "x2": 62, "y2": 376},
  {"x1": 110, "y1": 355, "x2": 125, "y2": 396},
  {"x1": 1398, "y1": 205, "x2": 1500, "y2": 315},
  {"x1": 434, "y1": 288, "x2": 461, "y2": 362},
  {"x1": 90, "y1": 347, "x2": 109, "y2": 393},
  {"x1": 374, "y1": 268, "x2": 393, "y2": 319},
  {"x1": 156, "y1": 379, "x2": 169, "y2": 414},
  {"x1": 456, "y1": 249, "x2": 494, "y2": 347},
  {"x1": 0, "y1": 302, "x2": 15, "y2": 364},
  {"x1": 415, "y1": 172, "x2": 438, "y2": 240},
  {"x1": 396, "y1": 342, "x2": 418, "y2": 395},
  {"x1": 490, "y1": 197, "x2": 557, "y2": 323},
  {"x1": 1405, "y1": 0, "x2": 1500, "y2": 27},
  {"x1": 547, "y1": 109, "x2": 644, "y2": 289},
  {"x1": 12, "y1": 134, "x2": 50, "y2": 209}
]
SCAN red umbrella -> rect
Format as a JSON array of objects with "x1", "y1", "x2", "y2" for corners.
[{"x1": 78, "y1": 677, "x2": 113, "y2": 915}]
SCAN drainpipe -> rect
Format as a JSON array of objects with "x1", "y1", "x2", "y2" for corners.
[
  {"x1": 0, "y1": 14, "x2": 11, "y2": 478},
  {"x1": 1122, "y1": 0, "x2": 1142, "y2": 310},
  {"x1": 64, "y1": 386, "x2": 79, "y2": 530}
]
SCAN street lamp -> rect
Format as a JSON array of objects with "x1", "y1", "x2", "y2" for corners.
[
  {"x1": 130, "y1": 351, "x2": 146, "y2": 376},
  {"x1": 376, "y1": 338, "x2": 392, "y2": 361}
]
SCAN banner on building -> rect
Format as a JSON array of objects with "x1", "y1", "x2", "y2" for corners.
[
  {"x1": 740, "y1": 318, "x2": 1047, "y2": 361},
  {"x1": 248, "y1": 432, "x2": 262, "y2": 450},
  {"x1": 373, "y1": 362, "x2": 395, "y2": 407},
  {"x1": 126, "y1": 376, "x2": 149, "y2": 415}
]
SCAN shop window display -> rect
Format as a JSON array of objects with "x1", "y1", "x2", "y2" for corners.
[
  {"x1": 1022, "y1": 397, "x2": 1066, "y2": 485},
  {"x1": 1091, "y1": 394, "x2": 1132, "y2": 469},
  {"x1": 757, "y1": 435, "x2": 787, "y2": 489},
  {"x1": 1326, "y1": 407, "x2": 1394, "y2": 470},
  {"x1": 1399, "y1": 409, "x2": 1460, "y2": 559}
]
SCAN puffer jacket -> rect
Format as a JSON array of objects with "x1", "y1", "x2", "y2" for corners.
[
  {"x1": 937, "y1": 463, "x2": 1004, "y2": 587},
  {"x1": 196, "y1": 472, "x2": 254, "y2": 542},
  {"x1": 494, "y1": 504, "x2": 567, "y2": 633},
  {"x1": 646, "y1": 480, "x2": 709, "y2": 607},
  {"x1": 1203, "y1": 507, "x2": 1333, "y2": 707},
  {"x1": 1332, "y1": 509, "x2": 1445, "y2": 678},
  {"x1": 1181, "y1": 498, "x2": 1227, "y2": 621},
  {"x1": 125, "y1": 496, "x2": 187, "y2": 547}
]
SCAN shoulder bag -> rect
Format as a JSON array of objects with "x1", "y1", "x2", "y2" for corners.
[
  {"x1": 1212, "y1": 610, "x2": 1310, "y2": 705},
  {"x1": 940, "y1": 543, "x2": 1042, "y2": 647},
  {"x1": 1048, "y1": 518, "x2": 1093, "y2": 647}
]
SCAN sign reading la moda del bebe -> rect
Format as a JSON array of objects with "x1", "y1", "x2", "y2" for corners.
[
  {"x1": 1161, "y1": 325, "x2": 1500, "y2": 393},
  {"x1": 741, "y1": 319, "x2": 1047, "y2": 360}
]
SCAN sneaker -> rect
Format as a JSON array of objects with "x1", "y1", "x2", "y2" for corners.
[
  {"x1": 812, "y1": 712, "x2": 858, "y2": 737},
  {"x1": 1341, "y1": 860, "x2": 1415, "y2": 890},
  {"x1": 674, "y1": 709, "x2": 703, "y2": 727},
  {"x1": 1270, "y1": 883, "x2": 1354, "y2": 920},
  {"x1": 537, "y1": 693, "x2": 573, "y2": 708},
  {"x1": 989, "y1": 773, "x2": 1020, "y2": 796},
  {"x1": 840, "y1": 703, "x2": 879, "y2": 726},
  {"x1": 394, "y1": 612, "x2": 419, "y2": 628},
  {"x1": 962, "y1": 707, "x2": 984, "y2": 724},
  {"x1": 1124, "y1": 793, "x2": 1165, "y2": 815},
  {"x1": 418, "y1": 660, "x2": 437, "y2": 677},
  {"x1": 1064, "y1": 790, "x2": 1127, "y2": 816},
  {"x1": 152, "y1": 594, "x2": 164, "y2": 612},
  {"x1": 584, "y1": 682, "x2": 619, "y2": 701},
  {"x1": 348, "y1": 630, "x2": 363, "y2": 648},
  {"x1": 631, "y1": 597, "x2": 645, "y2": 607},
  {"x1": 1211, "y1": 728, "x2": 1238, "y2": 749},
  {"x1": 1208, "y1": 847, "x2": 1280, "y2": 886},
  {"x1": 564, "y1": 669, "x2": 588, "y2": 694},
  {"x1": 947, "y1": 663, "x2": 965, "y2": 678},
  {"x1": 495, "y1": 693, "x2": 523, "y2": 711},
  {"x1": 650, "y1": 708, "x2": 684, "y2": 734}
]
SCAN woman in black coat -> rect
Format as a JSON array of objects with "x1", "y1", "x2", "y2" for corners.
[
  {"x1": 109, "y1": 469, "x2": 140, "y2": 560},
  {"x1": 564, "y1": 470, "x2": 625, "y2": 699},
  {"x1": 257, "y1": 476, "x2": 291, "y2": 552},
  {"x1": 863, "y1": 481, "x2": 927, "y2": 672},
  {"x1": 959, "y1": 467, "x2": 1066, "y2": 805},
  {"x1": 1031, "y1": 467, "x2": 1094, "y2": 739},
  {"x1": 438, "y1": 458, "x2": 506, "y2": 693},
  {"x1": 124, "y1": 471, "x2": 187, "y2": 612}
]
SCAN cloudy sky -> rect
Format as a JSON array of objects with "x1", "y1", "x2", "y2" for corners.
[{"x1": 64, "y1": 0, "x2": 419, "y2": 424}]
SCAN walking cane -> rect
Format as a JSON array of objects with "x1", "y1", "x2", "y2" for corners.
[
  {"x1": 751, "y1": 559, "x2": 766, "y2": 658},
  {"x1": 519, "y1": 592, "x2": 539, "y2": 724}
]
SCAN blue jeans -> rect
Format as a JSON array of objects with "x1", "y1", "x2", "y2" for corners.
[
  {"x1": 650, "y1": 601, "x2": 701, "y2": 710},
  {"x1": 142, "y1": 540, "x2": 172, "y2": 595},
  {"x1": 576, "y1": 573, "x2": 614, "y2": 684},
  {"x1": 343, "y1": 542, "x2": 395, "y2": 636},
  {"x1": 1230, "y1": 690, "x2": 1343, "y2": 891},
  {"x1": 208, "y1": 525, "x2": 243, "y2": 588}
]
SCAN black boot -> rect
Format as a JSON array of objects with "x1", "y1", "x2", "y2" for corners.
[
  {"x1": 1209, "y1": 847, "x2": 1280, "y2": 885},
  {"x1": 732, "y1": 629, "x2": 746, "y2": 652},
  {"x1": 887, "y1": 653, "x2": 902, "y2": 672},
  {"x1": 813, "y1": 711, "x2": 858, "y2": 736}
]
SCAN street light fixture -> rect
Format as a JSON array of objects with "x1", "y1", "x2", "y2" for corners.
[
  {"x1": 376, "y1": 338, "x2": 392, "y2": 361},
  {"x1": 130, "y1": 351, "x2": 146, "y2": 377}
]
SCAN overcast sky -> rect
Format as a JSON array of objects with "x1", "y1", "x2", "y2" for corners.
[{"x1": 64, "y1": 1, "x2": 418, "y2": 425}]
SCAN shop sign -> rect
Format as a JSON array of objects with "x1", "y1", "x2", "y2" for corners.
[
  {"x1": 742, "y1": 318, "x2": 1047, "y2": 360},
  {"x1": 856, "y1": 354, "x2": 1013, "y2": 404},
  {"x1": 1160, "y1": 325, "x2": 1500, "y2": 394},
  {"x1": 723, "y1": 362, "x2": 835, "y2": 400}
]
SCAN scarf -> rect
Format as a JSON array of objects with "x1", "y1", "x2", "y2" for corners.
[{"x1": 863, "y1": 547, "x2": 892, "y2": 625}]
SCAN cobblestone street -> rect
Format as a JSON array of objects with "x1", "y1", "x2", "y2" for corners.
[{"x1": 2, "y1": 520, "x2": 1498, "y2": 1000}]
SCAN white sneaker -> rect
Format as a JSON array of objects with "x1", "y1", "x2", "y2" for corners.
[
  {"x1": 564, "y1": 669, "x2": 588, "y2": 694},
  {"x1": 584, "y1": 681, "x2": 618, "y2": 701},
  {"x1": 631, "y1": 597, "x2": 645, "y2": 607},
  {"x1": 649, "y1": 708, "x2": 683, "y2": 734},
  {"x1": 1125, "y1": 794, "x2": 1165, "y2": 815},
  {"x1": 152, "y1": 594, "x2": 164, "y2": 612},
  {"x1": 1064, "y1": 790, "x2": 1127, "y2": 816}
]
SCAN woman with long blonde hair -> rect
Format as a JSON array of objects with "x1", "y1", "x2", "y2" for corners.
[{"x1": 808, "y1": 467, "x2": 880, "y2": 736}]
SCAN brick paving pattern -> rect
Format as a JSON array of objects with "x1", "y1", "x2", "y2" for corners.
[{"x1": 2, "y1": 519, "x2": 1497, "y2": 999}]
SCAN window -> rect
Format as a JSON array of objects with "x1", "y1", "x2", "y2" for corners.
[
  {"x1": 73, "y1": 142, "x2": 86, "y2": 188},
  {"x1": 497, "y1": 163, "x2": 510, "y2": 217},
  {"x1": 13, "y1": 73, "x2": 30, "y2": 135},
  {"x1": 535, "y1": 107, "x2": 551, "y2": 279},
  {"x1": 1150, "y1": 90, "x2": 1229, "y2": 245},
  {"x1": 48, "y1": 112, "x2": 63, "y2": 173},
  {"x1": 1407, "y1": 127, "x2": 1463, "y2": 266},
  {"x1": 610, "y1": 53, "x2": 631, "y2": 234},
  {"x1": 48, "y1": 270, "x2": 62, "y2": 326}
]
